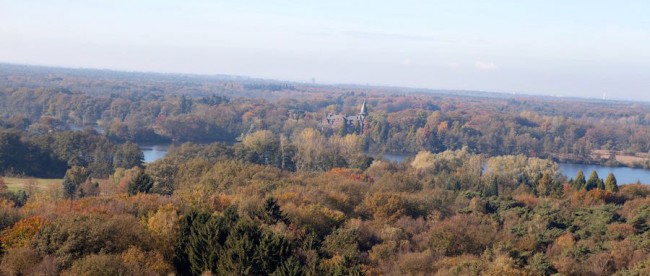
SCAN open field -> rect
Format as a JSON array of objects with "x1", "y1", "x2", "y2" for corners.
[
  {"x1": 591, "y1": 149, "x2": 650, "y2": 167},
  {"x1": 2, "y1": 177, "x2": 62, "y2": 193}
]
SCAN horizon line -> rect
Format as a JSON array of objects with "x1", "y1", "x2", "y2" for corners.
[{"x1": 0, "y1": 61, "x2": 643, "y2": 104}]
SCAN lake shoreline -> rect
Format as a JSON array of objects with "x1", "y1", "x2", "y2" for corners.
[{"x1": 141, "y1": 145, "x2": 650, "y2": 184}]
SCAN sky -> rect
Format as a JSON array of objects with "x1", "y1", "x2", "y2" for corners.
[{"x1": 1, "y1": 0, "x2": 650, "y2": 100}]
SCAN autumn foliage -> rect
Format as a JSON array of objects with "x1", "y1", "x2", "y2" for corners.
[{"x1": 3, "y1": 65, "x2": 650, "y2": 274}]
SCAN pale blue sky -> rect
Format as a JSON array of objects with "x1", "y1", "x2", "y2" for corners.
[{"x1": 1, "y1": 1, "x2": 649, "y2": 100}]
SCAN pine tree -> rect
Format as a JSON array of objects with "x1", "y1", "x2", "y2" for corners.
[
  {"x1": 173, "y1": 206, "x2": 296, "y2": 275},
  {"x1": 187, "y1": 214, "x2": 224, "y2": 275},
  {"x1": 258, "y1": 231, "x2": 293, "y2": 273},
  {"x1": 573, "y1": 170, "x2": 586, "y2": 190},
  {"x1": 261, "y1": 197, "x2": 289, "y2": 225},
  {"x1": 585, "y1": 170, "x2": 602, "y2": 191},
  {"x1": 605, "y1": 172, "x2": 618, "y2": 192},
  {"x1": 128, "y1": 171, "x2": 154, "y2": 195},
  {"x1": 217, "y1": 219, "x2": 264, "y2": 275},
  {"x1": 598, "y1": 178, "x2": 606, "y2": 190},
  {"x1": 272, "y1": 257, "x2": 302, "y2": 276},
  {"x1": 176, "y1": 211, "x2": 214, "y2": 275}
]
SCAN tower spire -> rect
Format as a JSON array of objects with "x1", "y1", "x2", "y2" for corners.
[
  {"x1": 358, "y1": 99, "x2": 368, "y2": 135},
  {"x1": 359, "y1": 99, "x2": 368, "y2": 116}
]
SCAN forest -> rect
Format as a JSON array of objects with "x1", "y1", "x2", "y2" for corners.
[
  {"x1": 3, "y1": 63, "x2": 650, "y2": 177},
  {"x1": 3, "y1": 64, "x2": 650, "y2": 275}
]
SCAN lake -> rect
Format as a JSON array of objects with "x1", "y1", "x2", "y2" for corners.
[
  {"x1": 380, "y1": 154, "x2": 650, "y2": 184},
  {"x1": 381, "y1": 153, "x2": 411, "y2": 163},
  {"x1": 140, "y1": 146, "x2": 650, "y2": 184},
  {"x1": 140, "y1": 147, "x2": 416, "y2": 164},
  {"x1": 140, "y1": 144, "x2": 171, "y2": 163},
  {"x1": 558, "y1": 163, "x2": 650, "y2": 185}
]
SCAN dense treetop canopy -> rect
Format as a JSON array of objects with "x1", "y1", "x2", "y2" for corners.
[{"x1": 1, "y1": 64, "x2": 650, "y2": 275}]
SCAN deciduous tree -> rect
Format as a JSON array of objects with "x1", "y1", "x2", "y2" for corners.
[
  {"x1": 113, "y1": 142, "x2": 143, "y2": 170},
  {"x1": 62, "y1": 166, "x2": 90, "y2": 207}
]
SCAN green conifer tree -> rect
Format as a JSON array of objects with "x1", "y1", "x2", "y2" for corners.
[
  {"x1": 187, "y1": 214, "x2": 223, "y2": 275},
  {"x1": 573, "y1": 170, "x2": 586, "y2": 190},
  {"x1": 585, "y1": 170, "x2": 602, "y2": 190},
  {"x1": 261, "y1": 197, "x2": 289, "y2": 225},
  {"x1": 605, "y1": 172, "x2": 618, "y2": 192},
  {"x1": 217, "y1": 219, "x2": 264, "y2": 275},
  {"x1": 128, "y1": 171, "x2": 154, "y2": 195}
]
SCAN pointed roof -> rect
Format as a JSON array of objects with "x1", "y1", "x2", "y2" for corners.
[{"x1": 359, "y1": 100, "x2": 368, "y2": 116}]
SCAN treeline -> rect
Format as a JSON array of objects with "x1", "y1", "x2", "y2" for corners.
[
  {"x1": 4, "y1": 64, "x2": 650, "y2": 168},
  {"x1": 3, "y1": 148, "x2": 650, "y2": 275},
  {"x1": 362, "y1": 96, "x2": 650, "y2": 166},
  {"x1": 0, "y1": 122, "x2": 374, "y2": 179},
  {"x1": 0, "y1": 127, "x2": 142, "y2": 178}
]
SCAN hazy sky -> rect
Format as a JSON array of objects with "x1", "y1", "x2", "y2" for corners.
[{"x1": 1, "y1": 1, "x2": 650, "y2": 100}]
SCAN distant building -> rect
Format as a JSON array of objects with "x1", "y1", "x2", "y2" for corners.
[{"x1": 322, "y1": 100, "x2": 368, "y2": 135}]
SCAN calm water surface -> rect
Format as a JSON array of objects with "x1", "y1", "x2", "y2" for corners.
[
  {"x1": 379, "y1": 154, "x2": 650, "y2": 184},
  {"x1": 140, "y1": 144, "x2": 171, "y2": 163},
  {"x1": 558, "y1": 163, "x2": 650, "y2": 185},
  {"x1": 382, "y1": 153, "x2": 411, "y2": 163}
]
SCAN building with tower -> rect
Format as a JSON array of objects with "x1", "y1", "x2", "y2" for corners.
[{"x1": 322, "y1": 100, "x2": 368, "y2": 135}]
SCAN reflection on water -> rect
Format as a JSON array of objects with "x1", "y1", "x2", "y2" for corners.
[
  {"x1": 139, "y1": 146, "x2": 650, "y2": 184},
  {"x1": 382, "y1": 153, "x2": 410, "y2": 163},
  {"x1": 377, "y1": 153, "x2": 650, "y2": 185},
  {"x1": 140, "y1": 144, "x2": 171, "y2": 163},
  {"x1": 558, "y1": 163, "x2": 650, "y2": 185}
]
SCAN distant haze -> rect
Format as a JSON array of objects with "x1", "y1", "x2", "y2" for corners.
[{"x1": 1, "y1": 1, "x2": 649, "y2": 101}]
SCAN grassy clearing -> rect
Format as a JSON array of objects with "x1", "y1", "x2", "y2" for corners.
[
  {"x1": 2, "y1": 177, "x2": 62, "y2": 193},
  {"x1": 591, "y1": 149, "x2": 649, "y2": 166},
  {"x1": 2, "y1": 177, "x2": 116, "y2": 198}
]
